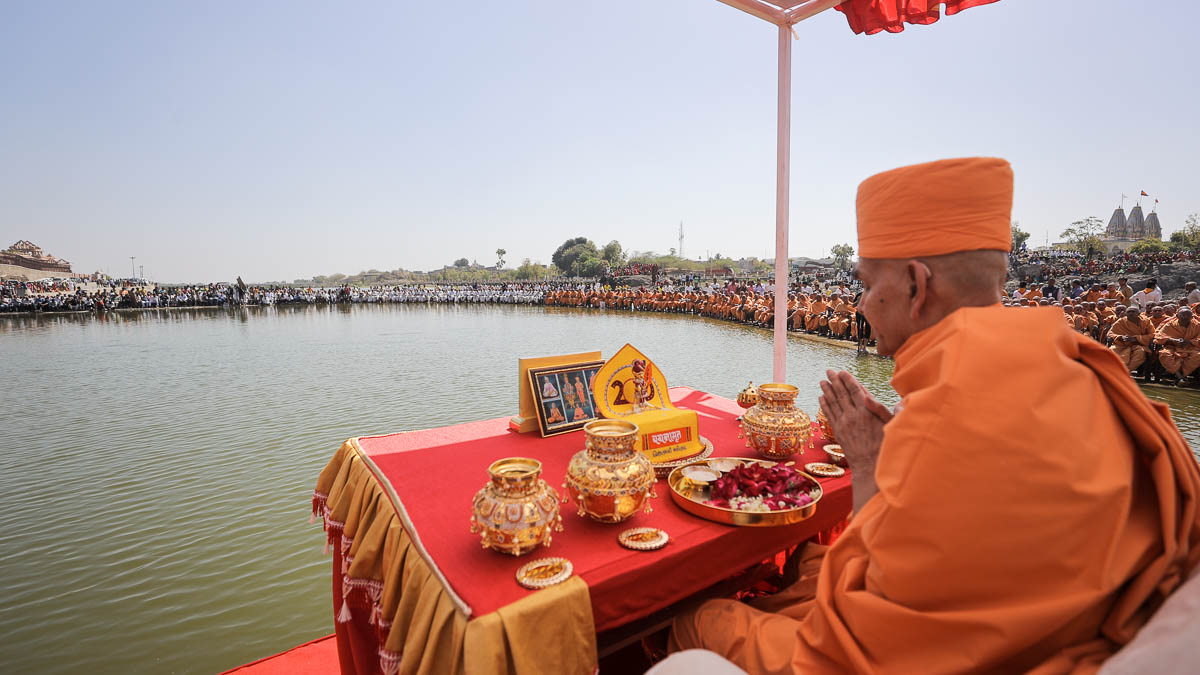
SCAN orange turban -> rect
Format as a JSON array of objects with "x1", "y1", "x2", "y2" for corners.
[{"x1": 857, "y1": 157, "x2": 1013, "y2": 259}]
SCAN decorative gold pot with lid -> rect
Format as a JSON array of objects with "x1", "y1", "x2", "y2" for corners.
[
  {"x1": 564, "y1": 419, "x2": 657, "y2": 523},
  {"x1": 739, "y1": 383, "x2": 812, "y2": 460},
  {"x1": 470, "y1": 457, "x2": 563, "y2": 556},
  {"x1": 736, "y1": 381, "x2": 759, "y2": 409},
  {"x1": 816, "y1": 408, "x2": 836, "y2": 444}
]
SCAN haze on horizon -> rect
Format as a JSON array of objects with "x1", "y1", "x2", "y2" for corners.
[{"x1": 2, "y1": 1, "x2": 1197, "y2": 284}]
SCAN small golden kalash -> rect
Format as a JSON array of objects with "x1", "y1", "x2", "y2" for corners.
[
  {"x1": 469, "y1": 457, "x2": 563, "y2": 556},
  {"x1": 563, "y1": 419, "x2": 657, "y2": 523}
]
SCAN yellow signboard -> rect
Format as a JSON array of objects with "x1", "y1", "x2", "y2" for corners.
[{"x1": 591, "y1": 344, "x2": 703, "y2": 462}]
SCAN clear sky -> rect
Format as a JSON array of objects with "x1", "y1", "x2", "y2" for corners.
[{"x1": 2, "y1": 1, "x2": 1196, "y2": 283}]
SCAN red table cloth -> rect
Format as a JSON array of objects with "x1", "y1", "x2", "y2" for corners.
[{"x1": 355, "y1": 386, "x2": 852, "y2": 632}]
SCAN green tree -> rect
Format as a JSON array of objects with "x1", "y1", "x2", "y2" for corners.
[
  {"x1": 1060, "y1": 217, "x2": 1105, "y2": 257},
  {"x1": 495, "y1": 249, "x2": 506, "y2": 268},
  {"x1": 830, "y1": 243, "x2": 855, "y2": 270},
  {"x1": 552, "y1": 238, "x2": 601, "y2": 276},
  {"x1": 1011, "y1": 221, "x2": 1031, "y2": 253},
  {"x1": 514, "y1": 258, "x2": 543, "y2": 280},
  {"x1": 552, "y1": 237, "x2": 594, "y2": 271},
  {"x1": 453, "y1": 258, "x2": 469, "y2": 268},
  {"x1": 601, "y1": 240, "x2": 625, "y2": 266},
  {"x1": 575, "y1": 256, "x2": 608, "y2": 278},
  {"x1": 1169, "y1": 213, "x2": 1200, "y2": 251},
  {"x1": 1128, "y1": 238, "x2": 1170, "y2": 254}
]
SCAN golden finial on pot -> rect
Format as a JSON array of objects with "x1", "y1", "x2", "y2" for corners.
[{"x1": 737, "y1": 381, "x2": 758, "y2": 409}]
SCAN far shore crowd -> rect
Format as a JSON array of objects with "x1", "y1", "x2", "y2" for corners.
[{"x1": 8, "y1": 249, "x2": 1200, "y2": 385}]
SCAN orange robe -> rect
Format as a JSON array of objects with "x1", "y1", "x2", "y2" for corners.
[
  {"x1": 1155, "y1": 318, "x2": 1200, "y2": 377},
  {"x1": 671, "y1": 305, "x2": 1200, "y2": 673},
  {"x1": 1108, "y1": 316, "x2": 1154, "y2": 371},
  {"x1": 828, "y1": 302, "x2": 852, "y2": 337},
  {"x1": 805, "y1": 300, "x2": 827, "y2": 331}
]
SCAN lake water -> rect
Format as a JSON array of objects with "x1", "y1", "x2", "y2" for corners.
[{"x1": 2, "y1": 304, "x2": 1198, "y2": 674}]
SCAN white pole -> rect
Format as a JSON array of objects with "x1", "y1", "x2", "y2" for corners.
[{"x1": 772, "y1": 24, "x2": 791, "y2": 383}]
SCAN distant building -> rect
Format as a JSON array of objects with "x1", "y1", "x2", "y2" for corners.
[
  {"x1": 790, "y1": 257, "x2": 836, "y2": 274},
  {"x1": 1145, "y1": 211, "x2": 1162, "y2": 239},
  {"x1": 1098, "y1": 204, "x2": 1165, "y2": 254},
  {"x1": 0, "y1": 240, "x2": 73, "y2": 280}
]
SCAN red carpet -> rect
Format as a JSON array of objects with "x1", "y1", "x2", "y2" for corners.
[{"x1": 221, "y1": 634, "x2": 339, "y2": 674}]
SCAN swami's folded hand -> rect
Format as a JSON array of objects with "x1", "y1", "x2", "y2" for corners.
[{"x1": 819, "y1": 369, "x2": 893, "y2": 514}]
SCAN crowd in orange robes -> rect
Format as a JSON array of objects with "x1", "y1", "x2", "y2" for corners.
[
  {"x1": 543, "y1": 285, "x2": 871, "y2": 344},
  {"x1": 1005, "y1": 285, "x2": 1200, "y2": 384}
]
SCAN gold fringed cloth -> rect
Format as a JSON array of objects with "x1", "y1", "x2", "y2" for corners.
[{"x1": 312, "y1": 439, "x2": 599, "y2": 675}]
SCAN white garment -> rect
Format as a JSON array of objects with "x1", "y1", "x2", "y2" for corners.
[
  {"x1": 1187, "y1": 289, "x2": 1200, "y2": 305},
  {"x1": 646, "y1": 650, "x2": 748, "y2": 675}
]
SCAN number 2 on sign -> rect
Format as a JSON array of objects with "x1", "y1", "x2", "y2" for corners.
[
  {"x1": 610, "y1": 378, "x2": 654, "y2": 407},
  {"x1": 610, "y1": 379, "x2": 630, "y2": 405}
]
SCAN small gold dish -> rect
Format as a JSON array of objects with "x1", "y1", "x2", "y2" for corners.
[
  {"x1": 650, "y1": 436, "x2": 714, "y2": 477},
  {"x1": 804, "y1": 462, "x2": 845, "y2": 478},
  {"x1": 515, "y1": 557, "x2": 573, "y2": 589},
  {"x1": 618, "y1": 527, "x2": 669, "y2": 551},
  {"x1": 707, "y1": 458, "x2": 740, "y2": 473},
  {"x1": 680, "y1": 465, "x2": 720, "y2": 484},
  {"x1": 823, "y1": 444, "x2": 847, "y2": 468}
]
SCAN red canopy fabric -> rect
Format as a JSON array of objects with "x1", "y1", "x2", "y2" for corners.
[{"x1": 836, "y1": 0, "x2": 1000, "y2": 35}]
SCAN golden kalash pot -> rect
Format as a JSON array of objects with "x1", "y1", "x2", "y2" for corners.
[
  {"x1": 736, "y1": 381, "x2": 759, "y2": 409},
  {"x1": 739, "y1": 383, "x2": 812, "y2": 460},
  {"x1": 470, "y1": 457, "x2": 563, "y2": 556},
  {"x1": 564, "y1": 419, "x2": 657, "y2": 523},
  {"x1": 816, "y1": 408, "x2": 836, "y2": 444}
]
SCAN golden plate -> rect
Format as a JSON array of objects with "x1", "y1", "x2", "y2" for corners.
[
  {"x1": 804, "y1": 462, "x2": 845, "y2": 478},
  {"x1": 618, "y1": 527, "x2": 669, "y2": 551},
  {"x1": 651, "y1": 436, "x2": 714, "y2": 477},
  {"x1": 667, "y1": 458, "x2": 821, "y2": 527},
  {"x1": 516, "y1": 557, "x2": 573, "y2": 589}
]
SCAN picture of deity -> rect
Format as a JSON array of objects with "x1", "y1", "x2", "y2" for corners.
[
  {"x1": 573, "y1": 375, "x2": 587, "y2": 407},
  {"x1": 529, "y1": 361, "x2": 605, "y2": 436},
  {"x1": 540, "y1": 376, "x2": 559, "y2": 398}
]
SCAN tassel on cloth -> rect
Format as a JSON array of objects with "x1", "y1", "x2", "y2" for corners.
[
  {"x1": 337, "y1": 580, "x2": 353, "y2": 624},
  {"x1": 367, "y1": 584, "x2": 383, "y2": 626},
  {"x1": 379, "y1": 648, "x2": 401, "y2": 675},
  {"x1": 311, "y1": 491, "x2": 328, "y2": 524}
]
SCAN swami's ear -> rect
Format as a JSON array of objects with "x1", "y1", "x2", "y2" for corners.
[{"x1": 906, "y1": 260, "x2": 932, "y2": 320}]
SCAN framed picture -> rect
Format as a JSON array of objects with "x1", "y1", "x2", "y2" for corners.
[{"x1": 528, "y1": 360, "x2": 605, "y2": 437}]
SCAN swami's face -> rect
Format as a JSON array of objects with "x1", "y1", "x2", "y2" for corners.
[{"x1": 853, "y1": 258, "x2": 914, "y2": 357}]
